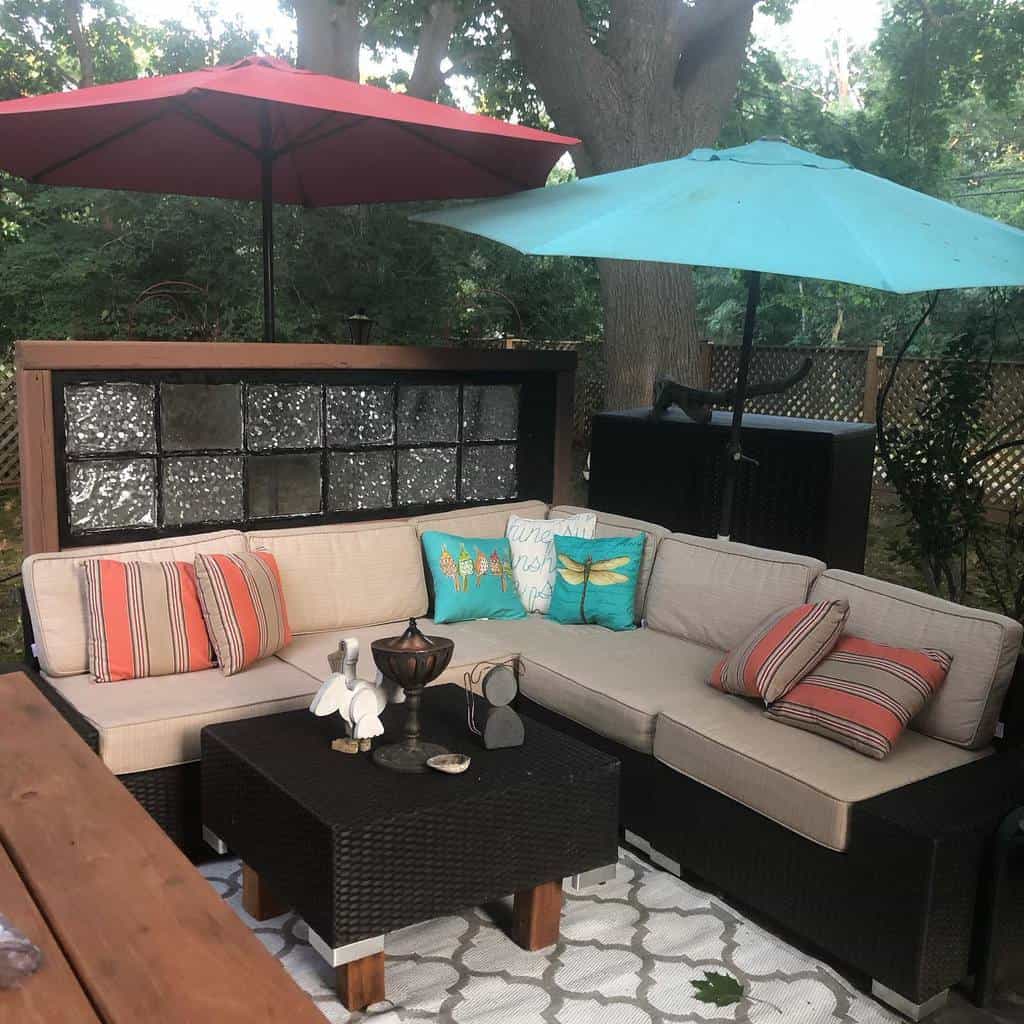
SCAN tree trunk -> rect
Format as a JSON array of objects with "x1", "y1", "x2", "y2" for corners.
[
  {"x1": 294, "y1": 0, "x2": 361, "y2": 79},
  {"x1": 599, "y1": 261, "x2": 701, "y2": 408},
  {"x1": 63, "y1": 0, "x2": 95, "y2": 87},
  {"x1": 503, "y1": 0, "x2": 755, "y2": 406}
]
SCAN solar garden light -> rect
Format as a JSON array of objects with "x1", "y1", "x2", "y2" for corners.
[{"x1": 346, "y1": 308, "x2": 376, "y2": 345}]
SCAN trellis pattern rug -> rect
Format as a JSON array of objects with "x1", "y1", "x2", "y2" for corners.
[{"x1": 201, "y1": 848, "x2": 898, "y2": 1023}]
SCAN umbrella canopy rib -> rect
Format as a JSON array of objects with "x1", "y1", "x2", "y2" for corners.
[
  {"x1": 0, "y1": 53, "x2": 578, "y2": 340},
  {"x1": 413, "y1": 138, "x2": 1024, "y2": 537},
  {"x1": 30, "y1": 109, "x2": 172, "y2": 181}
]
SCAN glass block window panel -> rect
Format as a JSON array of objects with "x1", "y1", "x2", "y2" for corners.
[
  {"x1": 65, "y1": 383, "x2": 156, "y2": 455},
  {"x1": 462, "y1": 445, "x2": 518, "y2": 502},
  {"x1": 329, "y1": 451, "x2": 393, "y2": 511},
  {"x1": 463, "y1": 385, "x2": 520, "y2": 441},
  {"x1": 246, "y1": 384, "x2": 322, "y2": 451},
  {"x1": 161, "y1": 384, "x2": 242, "y2": 452},
  {"x1": 397, "y1": 447, "x2": 457, "y2": 505},
  {"x1": 326, "y1": 386, "x2": 395, "y2": 447},
  {"x1": 67, "y1": 458, "x2": 156, "y2": 533},
  {"x1": 162, "y1": 456, "x2": 244, "y2": 526},
  {"x1": 397, "y1": 386, "x2": 458, "y2": 444},
  {"x1": 248, "y1": 454, "x2": 322, "y2": 519}
]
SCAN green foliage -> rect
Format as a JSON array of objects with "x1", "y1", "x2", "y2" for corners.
[
  {"x1": 880, "y1": 328, "x2": 991, "y2": 600},
  {"x1": 0, "y1": 0, "x2": 1021, "y2": 363},
  {"x1": 879, "y1": 320, "x2": 1024, "y2": 620},
  {"x1": 692, "y1": 971, "x2": 745, "y2": 1008}
]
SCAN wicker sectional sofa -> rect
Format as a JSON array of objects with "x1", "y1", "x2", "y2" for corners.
[{"x1": 22, "y1": 499, "x2": 1024, "y2": 1018}]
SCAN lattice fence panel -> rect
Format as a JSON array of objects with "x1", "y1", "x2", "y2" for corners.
[
  {"x1": 709, "y1": 345, "x2": 868, "y2": 422},
  {"x1": 0, "y1": 366, "x2": 18, "y2": 486},
  {"x1": 506, "y1": 338, "x2": 605, "y2": 445},
  {"x1": 875, "y1": 357, "x2": 1024, "y2": 507}
]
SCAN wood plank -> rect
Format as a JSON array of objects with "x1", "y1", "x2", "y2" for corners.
[
  {"x1": 0, "y1": 841, "x2": 101, "y2": 1024},
  {"x1": 0, "y1": 672, "x2": 325, "y2": 1024},
  {"x1": 16, "y1": 370, "x2": 58, "y2": 555},
  {"x1": 512, "y1": 879, "x2": 563, "y2": 951},
  {"x1": 553, "y1": 368, "x2": 576, "y2": 505},
  {"x1": 16, "y1": 339, "x2": 576, "y2": 373},
  {"x1": 335, "y1": 953, "x2": 385, "y2": 1012}
]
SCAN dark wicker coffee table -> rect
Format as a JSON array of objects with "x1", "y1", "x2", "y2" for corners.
[{"x1": 201, "y1": 685, "x2": 620, "y2": 1010}]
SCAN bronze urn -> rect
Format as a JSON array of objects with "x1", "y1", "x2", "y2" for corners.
[{"x1": 370, "y1": 618, "x2": 454, "y2": 773}]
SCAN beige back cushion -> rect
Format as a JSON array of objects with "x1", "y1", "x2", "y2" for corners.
[
  {"x1": 549, "y1": 506, "x2": 669, "y2": 623},
  {"x1": 23, "y1": 530, "x2": 247, "y2": 677},
  {"x1": 412, "y1": 500, "x2": 548, "y2": 539},
  {"x1": 246, "y1": 520, "x2": 427, "y2": 634},
  {"x1": 810, "y1": 569, "x2": 1023, "y2": 749},
  {"x1": 644, "y1": 533, "x2": 825, "y2": 651}
]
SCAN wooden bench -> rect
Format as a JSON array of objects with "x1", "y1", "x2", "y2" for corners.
[{"x1": 0, "y1": 670, "x2": 325, "y2": 1024}]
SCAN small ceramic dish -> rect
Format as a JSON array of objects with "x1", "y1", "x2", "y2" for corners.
[{"x1": 427, "y1": 753, "x2": 471, "y2": 775}]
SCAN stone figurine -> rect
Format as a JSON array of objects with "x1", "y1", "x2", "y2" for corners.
[
  {"x1": 310, "y1": 638, "x2": 386, "y2": 752},
  {"x1": 652, "y1": 358, "x2": 812, "y2": 424}
]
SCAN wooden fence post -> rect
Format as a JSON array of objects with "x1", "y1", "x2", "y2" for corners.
[
  {"x1": 862, "y1": 344, "x2": 883, "y2": 422},
  {"x1": 698, "y1": 341, "x2": 713, "y2": 388}
]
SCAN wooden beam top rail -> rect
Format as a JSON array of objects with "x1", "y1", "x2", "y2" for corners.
[
  {"x1": 0, "y1": 671, "x2": 326, "y2": 1024},
  {"x1": 16, "y1": 339, "x2": 577, "y2": 373}
]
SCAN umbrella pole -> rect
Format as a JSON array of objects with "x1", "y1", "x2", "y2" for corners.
[
  {"x1": 717, "y1": 270, "x2": 761, "y2": 540},
  {"x1": 260, "y1": 104, "x2": 276, "y2": 342}
]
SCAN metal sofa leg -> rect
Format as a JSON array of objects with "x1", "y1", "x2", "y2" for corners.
[
  {"x1": 566, "y1": 863, "x2": 617, "y2": 892},
  {"x1": 871, "y1": 981, "x2": 949, "y2": 1020},
  {"x1": 202, "y1": 826, "x2": 229, "y2": 855},
  {"x1": 624, "y1": 829, "x2": 681, "y2": 876}
]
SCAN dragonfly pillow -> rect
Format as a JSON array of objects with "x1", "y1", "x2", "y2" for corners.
[
  {"x1": 547, "y1": 533, "x2": 644, "y2": 631},
  {"x1": 422, "y1": 531, "x2": 527, "y2": 624},
  {"x1": 506, "y1": 512, "x2": 597, "y2": 614}
]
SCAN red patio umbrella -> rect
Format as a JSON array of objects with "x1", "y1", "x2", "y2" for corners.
[{"x1": 0, "y1": 54, "x2": 577, "y2": 340}]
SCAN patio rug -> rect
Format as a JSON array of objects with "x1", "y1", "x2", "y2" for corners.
[{"x1": 201, "y1": 848, "x2": 898, "y2": 1023}]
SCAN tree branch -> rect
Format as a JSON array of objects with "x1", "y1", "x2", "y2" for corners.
[
  {"x1": 501, "y1": 0, "x2": 621, "y2": 164},
  {"x1": 407, "y1": 0, "x2": 462, "y2": 100},
  {"x1": 63, "y1": 0, "x2": 95, "y2": 87},
  {"x1": 876, "y1": 292, "x2": 940, "y2": 470},
  {"x1": 673, "y1": 1, "x2": 757, "y2": 147}
]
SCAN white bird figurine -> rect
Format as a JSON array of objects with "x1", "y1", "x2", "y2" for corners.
[{"x1": 309, "y1": 638, "x2": 386, "y2": 743}]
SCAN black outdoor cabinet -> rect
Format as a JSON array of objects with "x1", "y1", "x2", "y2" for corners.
[{"x1": 587, "y1": 408, "x2": 876, "y2": 571}]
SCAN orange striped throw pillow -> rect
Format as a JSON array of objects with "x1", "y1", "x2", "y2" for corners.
[
  {"x1": 83, "y1": 559, "x2": 214, "y2": 683},
  {"x1": 194, "y1": 551, "x2": 292, "y2": 675},
  {"x1": 708, "y1": 599, "x2": 849, "y2": 704},
  {"x1": 765, "y1": 636, "x2": 953, "y2": 759}
]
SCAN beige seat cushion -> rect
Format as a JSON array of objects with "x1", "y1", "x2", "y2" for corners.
[
  {"x1": 275, "y1": 618, "x2": 518, "y2": 685},
  {"x1": 644, "y1": 533, "x2": 825, "y2": 652},
  {"x1": 427, "y1": 616, "x2": 721, "y2": 753},
  {"x1": 549, "y1": 506, "x2": 669, "y2": 622},
  {"x1": 246, "y1": 521, "x2": 427, "y2": 634},
  {"x1": 653, "y1": 683, "x2": 988, "y2": 852},
  {"x1": 43, "y1": 658, "x2": 321, "y2": 775},
  {"x1": 23, "y1": 530, "x2": 247, "y2": 678},
  {"x1": 811, "y1": 570, "x2": 1024, "y2": 750},
  {"x1": 412, "y1": 500, "x2": 548, "y2": 539}
]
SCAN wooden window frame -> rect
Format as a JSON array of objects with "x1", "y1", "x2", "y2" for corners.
[{"x1": 16, "y1": 340, "x2": 576, "y2": 555}]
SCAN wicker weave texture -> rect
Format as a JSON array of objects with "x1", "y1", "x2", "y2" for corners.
[
  {"x1": 517, "y1": 694, "x2": 1022, "y2": 1004},
  {"x1": 202, "y1": 689, "x2": 619, "y2": 947}
]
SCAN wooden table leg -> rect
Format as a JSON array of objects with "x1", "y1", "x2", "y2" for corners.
[
  {"x1": 241, "y1": 863, "x2": 288, "y2": 921},
  {"x1": 336, "y1": 951, "x2": 386, "y2": 1011},
  {"x1": 512, "y1": 879, "x2": 563, "y2": 950}
]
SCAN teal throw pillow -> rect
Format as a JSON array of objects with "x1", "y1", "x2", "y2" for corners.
[
  {"x1": 547, "y1": 533, "x2": 643, "y2": 631},
  {"x1": 422, "y1": 531, "x2": 526, "y2": 624}
]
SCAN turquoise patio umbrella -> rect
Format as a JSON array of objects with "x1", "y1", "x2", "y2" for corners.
[{"x1": 413, "y1": 139, "x2": 1024, "y2": 536}]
